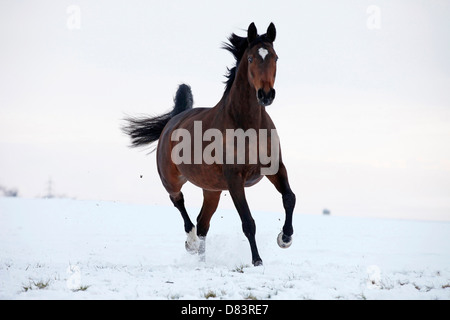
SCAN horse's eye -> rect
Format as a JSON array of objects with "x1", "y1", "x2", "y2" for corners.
[{"x1": 248, "y1": 56, "x2": 253, "y2": 63}]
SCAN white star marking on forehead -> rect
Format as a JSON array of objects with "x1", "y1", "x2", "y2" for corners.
[{"x1": 258, "y1": 47, "x2": 269, "y2": 61}]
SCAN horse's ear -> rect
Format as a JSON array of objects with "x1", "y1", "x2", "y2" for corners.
[
  {"x1": 247, "y1": 22, "x2": 257, "y2": 44},
  {"x1": 266, "y1": 23, "x2": 276, "y2": 43}
]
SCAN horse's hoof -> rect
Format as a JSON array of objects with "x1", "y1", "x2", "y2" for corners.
[
  {"x1": 253, "y1": 259, "x2": 263, "y2": 267},
  {"x1": 185, "y1": 227, "x2": 199, "y2": 254},
  {"x1": 277, "y1": 231, "x2": 292, "y2": 248},
  {"x1": 185, "y1": 241, "x2": 199, "y2": 254}
]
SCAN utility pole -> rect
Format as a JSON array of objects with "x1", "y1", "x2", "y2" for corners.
[{"x1": 46, "y1": 177, "x2": 54, "y2": 199}]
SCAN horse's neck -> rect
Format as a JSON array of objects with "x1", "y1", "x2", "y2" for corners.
[{"x1": 224, "y1": 65, "x2": 263, "y2": 129}]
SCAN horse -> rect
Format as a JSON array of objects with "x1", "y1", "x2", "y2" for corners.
[{"x1": 123, "y1": 22, "x2": 296, "y2": 266}]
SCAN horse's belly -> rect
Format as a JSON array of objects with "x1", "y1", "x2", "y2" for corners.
[
  {"x1": 176, "y1": 163, "x2": 226, "y2": 190},
  {"x1": 176, "y1": 163, "x2": 263, "y2": 191}
]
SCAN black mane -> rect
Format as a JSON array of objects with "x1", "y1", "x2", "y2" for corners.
[
  {"x1": 222, "y1": 33, "x2": 247, "y2": 94},
  {"x1": 222, "y1": 32, "x2": 273, "y2": 94}
]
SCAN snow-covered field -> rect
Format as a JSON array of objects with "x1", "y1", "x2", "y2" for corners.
[{"x1": 1, "y1": 197, "x2": 449, "y2": 300}]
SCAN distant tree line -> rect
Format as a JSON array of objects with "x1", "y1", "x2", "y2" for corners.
[{"x1": 0, "y1": 185, "x2": 19, "y2": 197}]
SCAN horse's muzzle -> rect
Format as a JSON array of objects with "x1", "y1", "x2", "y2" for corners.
[{"x1": 257, "y1": 88, "x2": 276, "y2": 107}]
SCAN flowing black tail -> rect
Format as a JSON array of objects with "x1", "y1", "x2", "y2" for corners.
[{"x1": 122, "y1": 84, "x2": 193, "y2": 148}]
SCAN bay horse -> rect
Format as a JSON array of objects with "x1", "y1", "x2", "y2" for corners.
[{"x1": 123, "y1": 23, "x2": 296, "y2": 266}]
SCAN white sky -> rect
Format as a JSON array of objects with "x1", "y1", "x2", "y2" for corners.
[{"x1": 1, "y1": 0, "x2": 450, "y2": 221}]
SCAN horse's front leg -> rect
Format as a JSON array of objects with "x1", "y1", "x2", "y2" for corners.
[
  {"x1": 226, "y1": 173, "x2": 263, "y2": 266},
  {"x1": 266, "y1": 162, "x2": 296, "y2": 248}
]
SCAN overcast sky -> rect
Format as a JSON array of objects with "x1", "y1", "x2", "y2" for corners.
[{"x1": 1, "y1": 0, "x2": 449, "y2": 221}]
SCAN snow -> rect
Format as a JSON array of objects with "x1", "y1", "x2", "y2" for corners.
[{"x1": 1, "y1": 197, "x2": 449, "y2": 300}]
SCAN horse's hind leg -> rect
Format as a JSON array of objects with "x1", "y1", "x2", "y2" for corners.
[
  {"x1": 169, "y1": 191, "x2": 199, "y2": 254},
  {"x1": 196, "y1": 190, "x2": 221, "y2": 259},
  {"x1": 158, "y1": 126, "x2": 202, "y2": 253}
]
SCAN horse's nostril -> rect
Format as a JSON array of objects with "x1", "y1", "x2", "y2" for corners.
[
  {"x1": 270, "y1": 88, "x2": 276, "y2": 100},
  {"x1": 256, "y1": 88, "x2": 276, "y2": 106},
  {"x1": 257, "y1": 89, "x2": 264, "y2": 100}
]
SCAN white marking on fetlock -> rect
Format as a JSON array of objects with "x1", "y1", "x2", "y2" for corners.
[
  {"x1": 258, "y1": 47, "x2": 269, "y2": 61},
  {"x1": 185, "y1": 227, "x2": 200, "y2": 254},
  {"x1": 277, "y1": 231, "x2": 292, "y2": 249},
  {"x1": 198, "y1": 237, "x2": 206, "y2": 262},
  {"x1": 198, "y1": 236, "x2": 206, "y2": 254}
]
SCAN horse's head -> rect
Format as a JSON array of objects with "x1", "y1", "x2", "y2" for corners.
[{"x1": 246, "y1": 22, "x2": 278, "y2": 107}]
